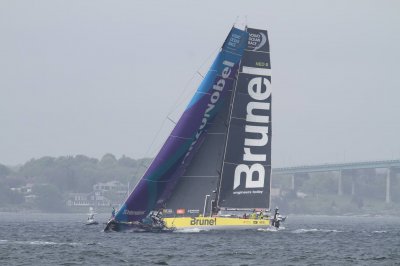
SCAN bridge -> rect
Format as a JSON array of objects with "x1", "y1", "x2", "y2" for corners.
[{"x1": 271, "y1": 160, "x2": 400, "y2": 203}]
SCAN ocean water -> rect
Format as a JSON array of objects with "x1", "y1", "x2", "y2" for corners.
[{"x1": 0, "y1": 213, "x2": 399, "y2": 265}]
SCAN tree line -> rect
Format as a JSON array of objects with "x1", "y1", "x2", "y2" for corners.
[{"x1": 0, "y1": 154, "x2": 151, "y2": 211}]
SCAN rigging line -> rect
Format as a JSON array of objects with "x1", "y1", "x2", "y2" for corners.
[
  {"x1": 127, "y1": 159, "x2": 151, "y2": 196},
  {"x1": 142, "y1": 178, "x2": 171, "y2": 183},
  {"x1": 166, "y1": 73, "x2": 197, "y2": 116},
  {"x1": 143, "y1": 118, "x2": 167, "y2": 158},
  {"x1": 166, "y1": 46, "x2": 220, "y2": 117},
  {"x1": 195, "y1": 91, "x2": 211, "y2": 96},
  {"x1": 181, "y1": 175, "x2": 219, "y2": 178},
  {"x1": 243, "y1": 49, "x2": 270, "y2": 54},
  {"x1": 230, "y1": 116, "x2": 246, "y2": 121},
  {"x1": 233, "y1": 16, "x2": 239, "y2": 27},
  {"x1": 167, "y1": 116, "x2": 177, "y2": 125},
  {"x1": 196, "y1": 71, "x2": 204, "y2": 78},
  {"x1": 206, "y1": 132, "x2": 226, "y2": 135},
  {"x1": 143, "y1": 110, "x2": 192, "y2": 163},
  {"x1": 130, "y1": 117, "x2": 168, "y2": 184},
  {"x1": 224, "y1": 161, "x2": 271, "y2": 167},
  {"x1": 138, "y1": 161, "x2": 150, "y2": 170},
  {"x1": 216, "y1": 70, "x2": 239, "y2": 206},
  {"x1": 167, "y1": 81, "x2": 207, "y2": 119},
  {"x1": 197, "y1": 47, "x2": 221, "y2": 75},
  {"x1": 129, "y1": 39, "x2": 221, "y2": 192}
]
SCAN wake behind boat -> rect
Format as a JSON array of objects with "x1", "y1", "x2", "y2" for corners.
[{"x1": 105, "y1": 25, "x2": 285, "y2": 232}]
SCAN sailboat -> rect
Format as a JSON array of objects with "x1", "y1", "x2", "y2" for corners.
[
  {"x1": 86, "y1": 207, "x2": 98, "y2": 225},
  {"x1": 105, "y1": 26, "x2": 283, "y2": 232}
]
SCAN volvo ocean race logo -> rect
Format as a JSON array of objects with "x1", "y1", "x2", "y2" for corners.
[{"x1": 248, "y1": 32, "x2": 267, "y2": 51}]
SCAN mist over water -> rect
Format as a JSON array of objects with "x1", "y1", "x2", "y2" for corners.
[
  {"x1": 1, "y1": 1, "x2": 400, "y2": 265},
  {"x1": 1, "y1": 0, "x2": 400, "y2": 166},
  {"x1": 1, "y1": 213, "x2": 399, "y2": 265}
]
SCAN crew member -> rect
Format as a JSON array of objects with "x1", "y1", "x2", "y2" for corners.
[
  {"x1": 272, "y1": 207, "x2": 280, "y2": 228},
  {"x1": 111, "y1": 207, "x2": 116, "y2": 218}
]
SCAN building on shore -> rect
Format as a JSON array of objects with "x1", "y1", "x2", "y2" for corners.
[{"x1": 66, "y1": 180, "x2": 127, "y2": 210}]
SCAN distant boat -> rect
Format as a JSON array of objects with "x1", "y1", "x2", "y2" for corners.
[
  {"x1": 105, "y1": 25, "x2": 285, "y2": 232},
  {"x1": 86, "y1": 207, "x2": 98, "y2": 225}
]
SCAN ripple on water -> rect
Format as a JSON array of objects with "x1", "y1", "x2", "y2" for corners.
[
  {"x1": 173, "y1": 228, "x2": 208, "y2": 233},
  {"x1": 291, "y1": 228, "x2": 342, "y2": 233},
  {"x1": 372, "y1": 230, "x2": 387, "y2": 233},
  {"x1": 1, "y1": 214, "x2": 400, "y2": 265},
  {"x1": 257, "y1": 227, "x2": 279, "y2": 232},
  {"x1": 1, "y1": 240, "x2": 82, "y2": 246}
]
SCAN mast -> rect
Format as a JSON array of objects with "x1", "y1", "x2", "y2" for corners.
[{"x1": 214, "y1": 60, "x2": 240, "y2": 211}]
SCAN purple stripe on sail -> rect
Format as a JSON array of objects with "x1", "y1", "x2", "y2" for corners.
[{"x1": 116, "y1": 90, "x2": 215, "y2": 221}]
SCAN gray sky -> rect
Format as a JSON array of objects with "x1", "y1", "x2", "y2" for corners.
[{"x1": 1, "y1": 0, "x2": 399, "y2": 167}]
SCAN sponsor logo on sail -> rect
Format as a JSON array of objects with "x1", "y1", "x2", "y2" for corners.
[
  {"x1": 233, "y1": 67, "x2": 271, "y2": 191},
  {"x1": 181, "y1": 59, "x2": 234, "y2": 165},
  {"x1": 176, "y1": 208, "x2": 186, "y2": 214}
]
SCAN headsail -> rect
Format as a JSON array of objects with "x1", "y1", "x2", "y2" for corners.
[
  {"x1": 163, "y1": 70, "x2": 234, "y2": 216},
  {"x1": 217, "y1": 28, "x2": 272, "y2": 210},
  {"x1": 115, "y1": 27, "x2": 248, "y2": 222}
]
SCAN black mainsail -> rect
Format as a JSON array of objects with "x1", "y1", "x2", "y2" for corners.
[{"x1": 217, "y1": 28, "x2": 272, "y2": 210}]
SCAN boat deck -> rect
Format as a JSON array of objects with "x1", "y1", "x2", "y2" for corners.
[{"x1": 163, "y1": 216, "x2": 271, "y2": 230}]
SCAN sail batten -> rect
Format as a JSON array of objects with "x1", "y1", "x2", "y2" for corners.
[{"x1": 182, "y1": 175, "x2": 219, "y2": 177}]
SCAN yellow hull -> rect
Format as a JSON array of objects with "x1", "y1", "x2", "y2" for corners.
[{"x1": 163, "y1": 216, "x2": 271, "y2": 230}]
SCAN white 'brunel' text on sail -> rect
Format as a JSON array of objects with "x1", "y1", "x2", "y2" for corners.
[{"x1": 233, "y1": 67, "x2": 271, "y2": 190}]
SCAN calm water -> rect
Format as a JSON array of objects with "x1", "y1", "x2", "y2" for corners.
[{"x1": 0, "y1": 212, "x2": 399, "y2": 265}]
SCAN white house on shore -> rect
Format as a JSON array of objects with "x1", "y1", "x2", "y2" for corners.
[
  {"x1": 66, "y1": 180, "x2": 127, "y2": 208},
  {"x1": 93, "y1": 180, "x2": 127, "y2": 196}
]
